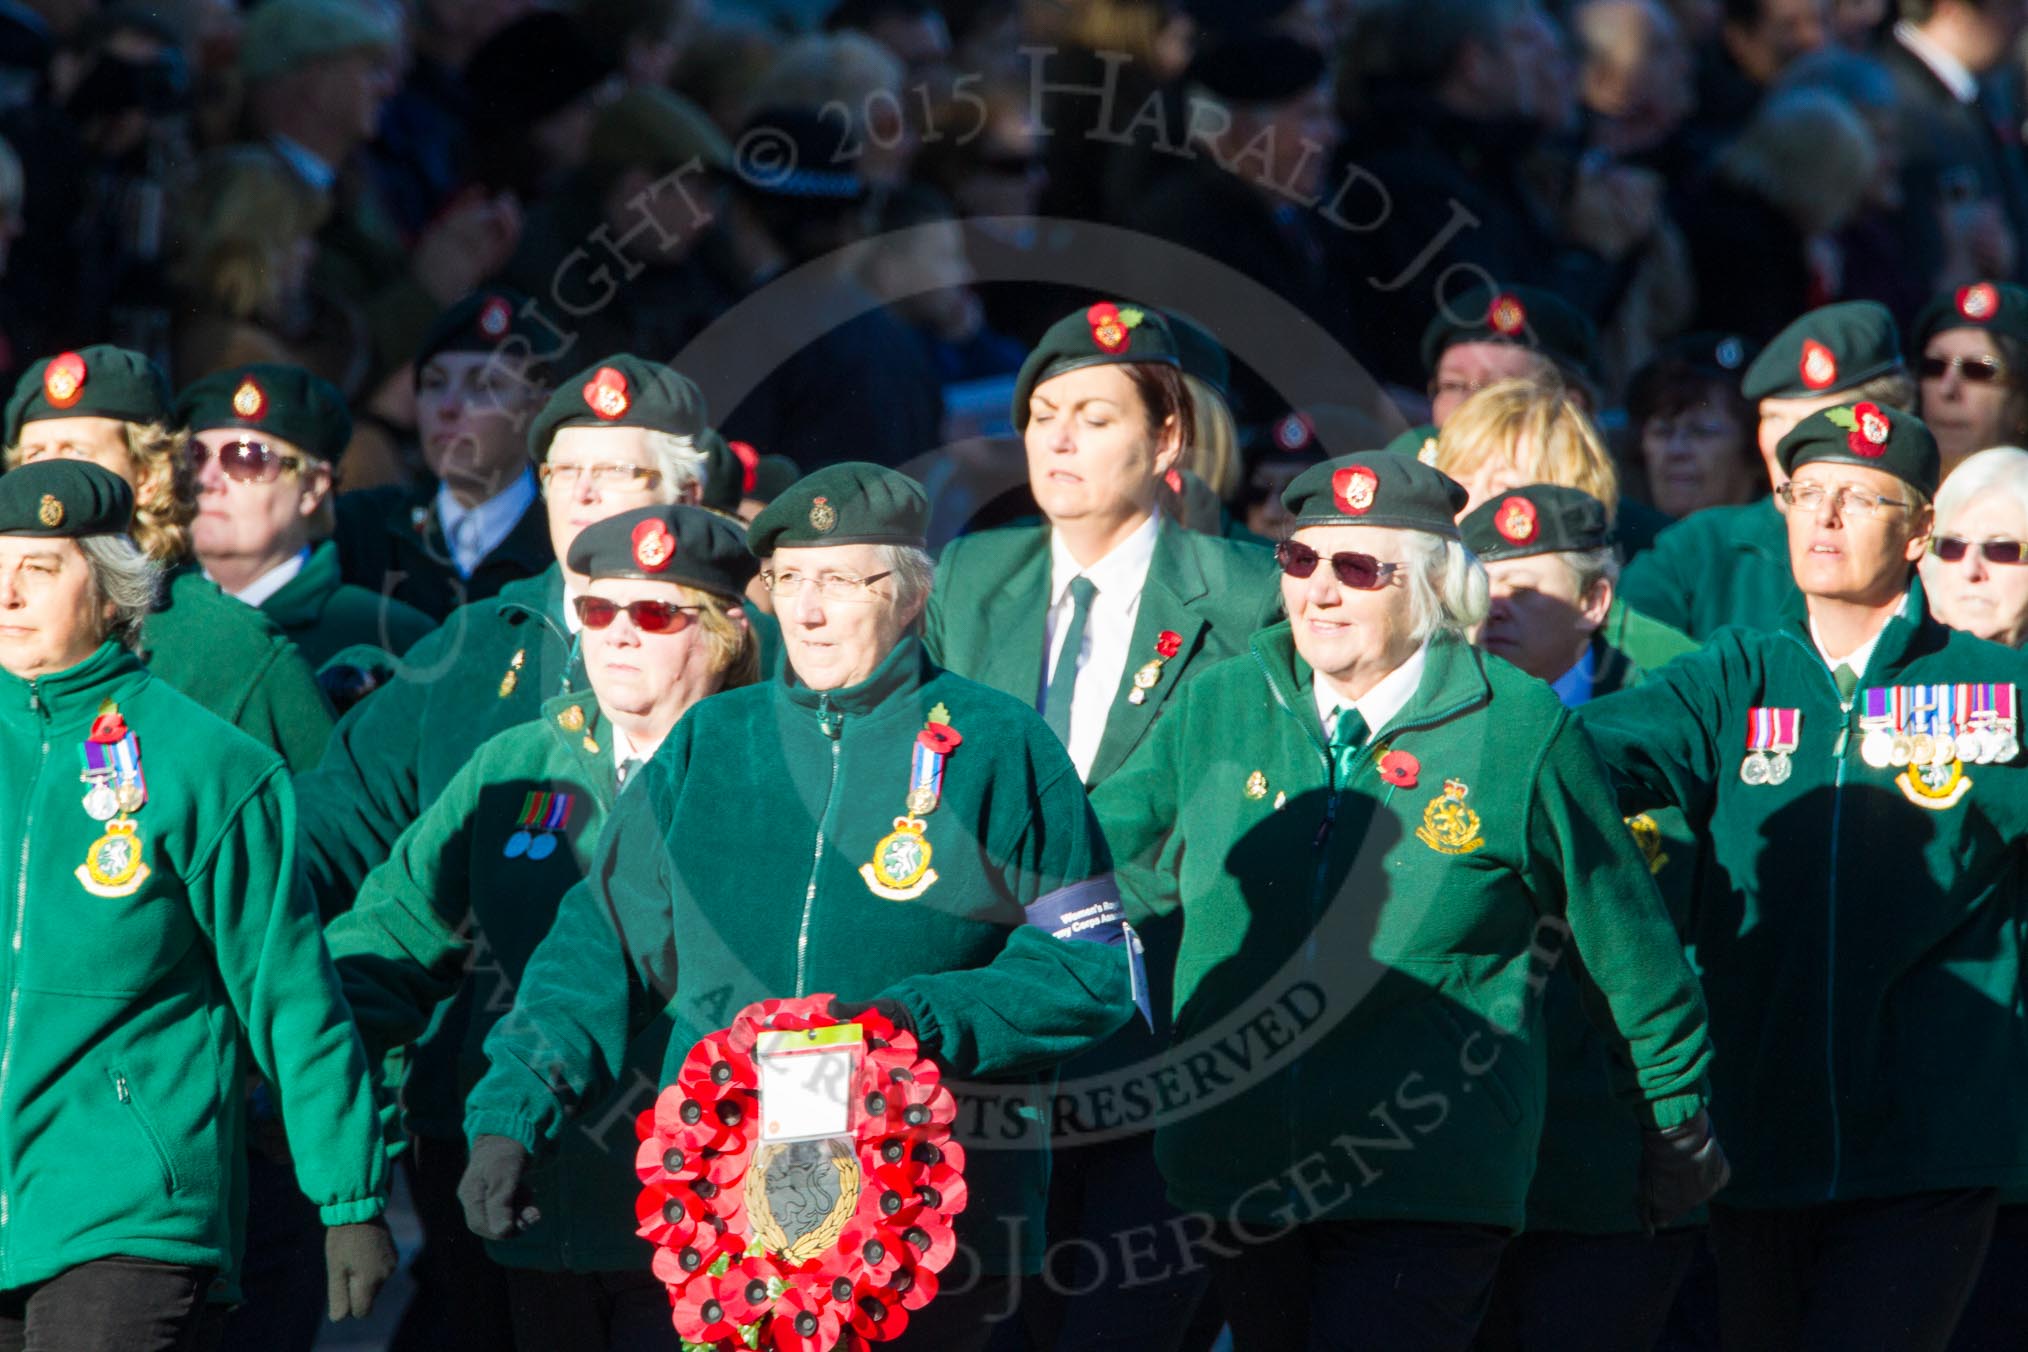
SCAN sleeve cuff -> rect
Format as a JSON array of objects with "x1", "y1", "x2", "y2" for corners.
[
  {"x1": 1643, "y1": 1087, "x2": 1708, "y2": 1132},
  {"x1": 317, "y1": 1196, "x2": 387, "y2": 1227},
  {"x1": 886, "y1": 984, "x2": 947, "y2": 1063},
  {"x1": 464, "y1": 1110, "x2": 542, "y2": 1156}
]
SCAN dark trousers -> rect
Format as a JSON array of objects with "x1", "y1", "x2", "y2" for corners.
[
  {"x1": 389, "y1": 1135, "x2": 515, "y2": 1352},
  {"x1": 213, "y1": 1147, "x2": 325, "y2": 1352},
  {"x1": 887, "y1": 1277, "x2": 1017, "y2": 1352},
  {"x1": 1950, "y1": 1202, "x2": 2028, "y2": 1351},
  {"x1": 1710, "y1": 1190, "x2": 1997, "y2": 1352},
  {"x1": 0, "y1": 1258, "x2": 225, "y2": 1352},
  {"x1": 1210, "y1": 1219, "x2": 1508, "y2": 1352},
  {"x1": 506, "y1": 1269, "x2": 677, "y2": 1352},
  {"x1": 988, "y1": 1132, "x2": 1210, "y2": 1352},
  {"x1": 1474, "y1": 1227, "x2": 1701, "y2": 1352}
]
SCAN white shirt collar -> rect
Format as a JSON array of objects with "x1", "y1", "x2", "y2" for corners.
[
  {"x1": 610, "y1": 721, "x2": 659, "y2": 783},
  {"x1": 1048, "y1": 512, "x2": 1162, "y2": 607},
  {"x1": 1311, "y1": 639, "x2": 1431, "y2": 742},
  {"x1": 437, "y1": 470, "x2": 537, "y2": 578},
  {"x1": 209, "y1": 547, "x2": 311, "y2": 609},
  {"x1": 269, "y1": 133, "x2": 337, "y2": 192},
  {"x1": 1549, "y1": 643, "x2": 1598, "y2": 709},
  {"x1": 1808, "y1": 592, "x2": 1910, "y2": 680},
  {"x1": 1896, "y1": 21, "x2": 1979, "y2": 103}
]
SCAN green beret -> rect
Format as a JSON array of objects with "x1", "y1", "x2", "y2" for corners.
[
  {"x1": 1911, "y1": 281, "x2": 2028, "y2": 354},
  {"x1": 1170, "y1": 314, "x2": 1230, "y2": 398},
  {"x1": 590, "y1": 86, "x2": 732, "y2": 176},
  {"x1": 176, "y1": 363, "x2": 351, "y2": 464},
  {"x1": 566, "y1": 504, "x2": 757, "y2": 601},
  {"x1": 1461, "y1": 484, "x2": 1612, "y2": 562},
  {"x1": 752, "y1": 454, "x2": 801, "y2": 505},
  {"x1": 1419, "y1": 285, "x2": 1597, "y2": 381},
  {"x1": 0, "y1": 460, "x2": 134, "y2": 537},
  {"x1": 698, "y1": 428, "x2": 754, "y2": 513},
  {"x1": 1776, "y1": 401, "x2": 1940, "y2": 498},
  {"x1": 240, "y1": 0, "x2": 396, "y2": 81},
  {"x1": 1283, "y1": 452, "x2": 1468, "y2": 538},
  {"x1": 5, "y1": 345, "x2": 171, "y2": 446},
  {"x1": 748, "y1": 462, "x2": 927, "y2": 555},
  {"x1": 415, "y1": 287, "x2": 559, "y2": 378},
  {"x1": 524, "y1": 354, "x2": 708, "y2": 462},
  {"x1": 1011, "y1": 302, "x2": 1181, "y2": 430},
  {"x1": 1253, "y1": 406, "x2": 1396, "y2": 463},
  {"x1": 1380, "y1": 424, "x2": 1440, "y2": 464},
  {"x1": 1741, "y1": 301, "x2": 1903, "y2": 401}
]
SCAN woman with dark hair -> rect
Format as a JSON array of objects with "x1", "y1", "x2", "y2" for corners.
[
  {"x1": 1628, "y1": 332, "x2": 1764, "y2": 519},
  {"x1": 1913, "y1": 281, "x2": 2028, "y2": 482}
]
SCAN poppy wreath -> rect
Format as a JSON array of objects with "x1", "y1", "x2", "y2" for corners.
[{"x1": 636, "y1": 993, "x2": 968, "y2": 1351}]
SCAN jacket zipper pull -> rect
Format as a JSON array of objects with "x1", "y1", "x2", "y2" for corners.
[
  {"x1": 1313, "y1": 791, "x2": 1339, "y2": 849},
  {"x1": 818, "y1": 696, "x2": 841, "y2": 740},
  {"x1": 25, "y1": 683, "x2": 37, "y2": 715}
]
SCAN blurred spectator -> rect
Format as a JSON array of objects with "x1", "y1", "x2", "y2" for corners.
[
  {"x1": 0, "y1": 0, "x2": 94, "y2": 111},
  {"x1": 171, "y1": 149, "x2": 367, "y2": 394},
  {"x1": 1126, "y1": 30, "x2": 1346, "y2": 423},
  {"x1": 1626, "y1": 331, "x2": 1764, "y2": 517},
  {"x1": 715, "y1": 105, "x2": 942, "y2": 472},
  {"x1": 854, "y1": 182, "x2": 1024, "y2": 388},
  {"x1": 576, "y1": 0, "x2": 704, "y2": 89},
  {"x1": 1920, "y1": 444, "x2": 2028, "y2": 645},
  {"x1": 464, "y1": 8, "x2": 616, "y2": 201},
  {"x1": 747, "y1": 31, "x2": 916, "y2": 187},
  {"x1": 0, "y1": 132, "x2": 25, "y2": 382},
  {"x1": 1912, "y1": 280, "x2": 2028, "y2": 478},
  {"x1": 1693, "y1": 0, "x2": 1830, "y2": 146},
  {"x1": 496, "y1": 85, "x2": 739, "y2": 372},
  {"x1": 1678, "y1": 88, "x2": 1877, "y2": 339},
  {"x1": 671, "y1": 11, "x2": 784, "y2": 135},
  {"x1": 825, "y1": 0, "x2": 954, "y2": 87},
  {"x1": 1879, "y1": 0, "x2": 2028, "y2": 298},
  {"x1": 1424, "y1": 283, "x2": 1601, "y2": 427},
  {"x1": 1024, "y1": 0, "x2": 1193, "y2": 224},
  {"x1": 1832, "y1": 0, "x2": 1893, "y2": 44},
  {"x1": 1576, "y1": 0, "x2": 1697, "y2": 167}
]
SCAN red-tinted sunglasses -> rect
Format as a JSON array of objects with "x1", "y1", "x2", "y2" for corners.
[
  {"x1": 572, "y1": 595, "x2": 701, "y2": 633},
  {"x1": 1275, "y1": 539, "x2": 1401, "y2": 590}
]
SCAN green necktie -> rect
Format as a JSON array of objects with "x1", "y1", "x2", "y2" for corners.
[
  {"x1": 1328, "y1": 705, "x2": 1368, "y2": 788},
  {"x1": 1833, "y1": 664, "x2": 1858, "y2": 704},
  {"x1": 1044, "y1": 576, "x2": 1097, "y2": 747}
]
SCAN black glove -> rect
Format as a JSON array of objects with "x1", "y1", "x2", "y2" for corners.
[
  {"x1": 457, "y1": 1134, "x2": 539, "y2": 1240},
  {"x1": 827, "y1": 996, "x2": 914, "y2": 1034},
  {"x1": 1637, "y1": 1109, "x2": 1731, "y2": 1232},
  {"x1": 325, "y1": 1217, "x2": 398, "y2": 1321}
]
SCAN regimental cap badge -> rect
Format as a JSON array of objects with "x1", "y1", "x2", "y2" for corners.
[
  {"x1": 37, "y1": 493, "x2": 62, "y2": 527},
  {"x1": 1959, "y1": 282, "x2": 2000, "y2": 322},
  {"x1": 1086, "y1": 301, "x2": 1145, "y2": 355},
  {"x1": 43, "y1": 351, "x2": 86, "y2": 408},
  {"x1": 478, "y1": 295, "x2": 512, "y2": 339},
  {"x1": 1495, "y1": 494, "x2": 1538, "y2": 544},
  {"x1": 1487, "y1": 293, "x2": 1527, "y2": 337},
  {"x1": 1715, "y1": 337, "x2": 1746, "y2": 370},
  {"x1": 583, "y1": 365, "x2": 630, "y2": 420},
  {"x1": 808, "y1": 494, "x2": 837, "y2": 532},
  {"x1": 632, "y1": 517, "x2": 675, "y2": 571},
  {"x1": 231, "y1": 376, "x2": 265, "y2": 420},
  {"x1": 1275, "y1": 412, "x2": 1313, "y2": 452},
  {"x1": 1416, "y1": 436, "x2": 1438, "y2": 466},
  {"x1": 1331, "y1": 465, "x2": 1378, "y2": 515},
  {"x1": 1800, "y1": 339, "x2": 1838, "y2": 390}
]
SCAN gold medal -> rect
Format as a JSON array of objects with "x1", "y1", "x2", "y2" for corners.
[
  {"x1": 1907, "y1": 733, "x2": 1935, "y2": 765},
  {"x1": 114, "y1": 781, "x2": 145, "y2": 814},
  {"x1": 558, "y1": 704, "x2": 586, "y2": 732},
  {"x1": 1244, "y1": 771, "x2": 1267, "y2": 800},
  {"x1": 905, "y1": 785, "x2": 938, "y2": 816},
  {"x1": 1132, "y1": 661, "x2": 1161, "y2": 691},
  {"x1": 76, "y1": 819, "x2": 149, "y2": 897},
  {"x1": 861, "y1": 817, "x2": 937, "y2": 900},
  {"x1": 582, "y1": 735, "x2": 599, "y2": 754}
]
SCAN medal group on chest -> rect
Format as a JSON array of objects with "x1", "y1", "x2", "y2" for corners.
[
  {"x1": 75, "y1": 701, "x2": 150, "y2": 897},
  {"x1": 1741, "y1": 682, "x2": 2017, "y2": 810}
]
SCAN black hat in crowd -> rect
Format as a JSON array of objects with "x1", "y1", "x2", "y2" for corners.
[
  {"x1": 748, "y1": 461, "x2": 928, "y2": 554},
  {"x1": 525, "y1": 355, "x2": 709, "y2": 462},
  {"x1": 177, "y1": 363, "x2": 352, "y2": 465},
  {"x1": 5, "y1": 345, "x2": 171, "y2": 446},
  {"x1": 1012, "y1": 302, "x2": 1183, "y2": 430},
  {"x1": 0, "y1": 459, "x2": 134, "y2": 536},
  {"x1": 1742, "y1": 301, "x2": 1903, "y2": 401},
  {"x1": 1461, "y1": 484, "x2": 1614, "y2": 562},
  {"x1": 1419, "y1": 284, "x2": 1599, "y2": 384},
  {"x1": 1283, "y1": 451, "x2": 1469, "y2": 538},
  {"x1": 566, "y1": 504, "x2": 758, "y2": 602},
  {"x1": 1911, "y1": 280, "x2": 2028, "y2": 354},
  {"x1": 1776, "y1": 401, "x2": 1941, "y2": 498}
]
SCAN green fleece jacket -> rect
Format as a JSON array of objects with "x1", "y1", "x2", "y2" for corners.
[
  {"x1": 257, "y1": 541, "x2": 437, "y2": 671},
  {"x1": 1618, "y1": 498, "x2": 1796, "y2": 641},
  {"x1": 1579, "y1": 584, "x2": 2028, "y2": 1206},
  {"x1": 327, "y1": 694, "x2": 666, "y2": 1271},
  {"x1": 0, "y1": 643, "x2": 386, "y2": 1296},
  {"x1": 145, "y1": 565, "x2": 334, "y2": 772},
  {"x1": 464, "y1": 637, "x2": 1136, "y2": 1274},
  {"x1": 1091, "y1": 625, "x2": 1713, "y2": 1231}
]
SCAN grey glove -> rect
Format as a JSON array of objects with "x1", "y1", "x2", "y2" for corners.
[
  {"x1": 1638, "y1": 1108, "x2": 1731, "y2": 1232},
  {"x1": 324, "y1": 1217, "x2": 397, "y2": 1321},
  {"x1": 457, "y1": 1133, "x2": 539, "y2": 1240}
]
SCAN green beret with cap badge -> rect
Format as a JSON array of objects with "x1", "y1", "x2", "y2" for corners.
[
  {"x1": 747, "y1": 461, "x2": 927, "y2": 555},
  {"x1": 1461, "y1": 483, "x2": 1614, "y2": 562},
  {"x1": 1011, "y1": 302, "x2": 1182, "y2": 430},
  {"x1": 1776, "y1": 401, "x2": 1940, "y2": 498},
  {"x1": 1741, "y1": 301, "x2": 1903, "y2": 401},
  {"x1": 566, "y1": 503, "x2": 758, "y2": 601},
  {"x1": 1282, "y1": 451, "x2": 1469, "y2": 538},
  {"x1": 1419, "y1": 284, "x2": 1598, "y2": 383},
  {"x1": 1911, "y1": 280, "x2": 2028, "y2": 354},
  {"x1": 5, "y1": 344, "x2": 172, "y2": 448},
  {"x1": 176, "y1": 363, "x2": 352, "y2": 465},
  {"x1": 524, "y1": 354, "x2": 708, "y2": 463},
  {"x1": 0, "y1": 460, "x2": 134, "y2": 537},
  {"x1": 415, "y1": 286, "x2": 559, "y2": 379}
]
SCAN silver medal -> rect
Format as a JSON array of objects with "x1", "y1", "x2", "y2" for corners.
[
  {"x1": 1932, "y1": 734, "x2": 1957, "y2": 767},
  {"x1": 1766, "y1": 751, "x2": 1793, "y2": 786},
  {"x1": 527, "y1": 832, "x2": 557, "y2": 861},
  {"x1": 1740, "y1": 751, "x2": 1771, "y2": 786},
  {"x1": 503, "y1": 830, "x2": 532, "y2": 859},
  {"x1": 1860, "y1": 730, "x2": 1894, "y2": 769},
  {"x1": 82, "y1": 781, "x2": 118, "y2": 821}
]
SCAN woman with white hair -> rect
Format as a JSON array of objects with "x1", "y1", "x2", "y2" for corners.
[
  {"x1": 1091, "y1": 452, "x2": 1724, "y2": 1352},
  {"x1": 1921, "y1": 446, "x2": 2028, "y2": 648}
]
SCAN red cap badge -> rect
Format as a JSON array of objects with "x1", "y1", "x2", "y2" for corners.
[
  {"x1": 1275, "y1": 412, "x2": 1313, "y2": 452},
  {"x1": 43, "y1": 352, "x2": 86, "y2": 409},
  {"x1": 1959, "y1": 282, "x2": 1999, "y2": 323},
  {"x1": 231, "y1": 376, "x2": 265, "y2": 420},
  {"x1": 1331, "y1": 465, "x2": 1378, "y2": 515},
  {"x1": 1086, "y1": 302, "x2": 1144, "y2": 355},
  {"x1": 1495, "y1": 495, "x2": 1538, "y2": 544},
  {"x1": 1487, "y1": 293, "x2": 1527, "y2": 337},
  {"x1": 478, "y1": 295, "x2": 512, "y2": 339},
  {"x1": 584, "y1": 366, "x2": 630, "y2": 420},
  {"x1": 1799, "y1": 339, "x2": 1838, "y2": 391},
  {"x1": 631, "y1": 517, "x2": 675, "y2": 571},
  {"x1": 729, "y1": 439, "x2": 760, "y2": 495}
]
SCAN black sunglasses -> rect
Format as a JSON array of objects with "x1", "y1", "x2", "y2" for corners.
[
  {"x1": 1932, "y1": 536, "x2": 2028, "y2": 565},
  {"x1": 1275, "y1": 539, "x2": 1401, "y2": 590},
  {"x1": 1920, "y1": 354, "x2": 2007, "y2": 384},
  {"x1": 573, "y1": 596, "x2": 702, "y2": 633}
]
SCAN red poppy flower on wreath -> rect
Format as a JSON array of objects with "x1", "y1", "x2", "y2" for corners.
[
  {"x1": 886, "y1": 1254, "x2": 941, "y2": 1312},
  {"x1": 917, "y1": 722, "x2": 961, "y2": 756},
  {"x1": 837, "y1": 1222, "x2": 904, "y2": 1282},
  {"x1": 870, "y1": 1076, "x2": 956, "y2": 1134},
  {"x1": 1155, "y1": 630, "x2": 1183, "y2": 660},
  {"x1": 896, "y1": 1211, "x2": 959, "y2": 1273},
  {"x1": 844, "y1": 1277, "x2": 912, "y2": 1342},
  {"x1": 767, "y1": 1284, "x2": 843, "y2": 1352},
  {"x1": 722, "y1": 1254, "x2": 786, "y2": 1325},
  {"x1": 636, "y1": 1179, "x2": 714, "y2": 1248},
  {"x1": 1378, "y1": 749, "x2": 1421, "y2": 790},
  {"x1": 671, "y1": 1269, "x2": 748, "y2": 1344}
]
